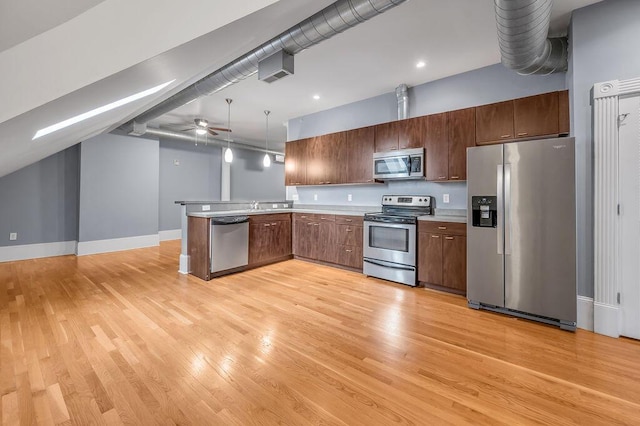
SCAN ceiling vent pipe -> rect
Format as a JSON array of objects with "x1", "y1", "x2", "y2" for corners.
[
  {"x1": 129, "y1": 0, "x2": 407, "y2": 128},
  {"x1": 395, "y1": 84, "x2": 409, "y2": 120},
  {"x1": 494, "y1": 0, "x2": 567, "y2": 75},
  {"x1": 144, "y1": 127, "x2": 284, "y2": 155}
]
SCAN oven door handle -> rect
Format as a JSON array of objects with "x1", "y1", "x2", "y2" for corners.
[{"x1": 363, "y1": 259, "x2": 415, "y2": 271}]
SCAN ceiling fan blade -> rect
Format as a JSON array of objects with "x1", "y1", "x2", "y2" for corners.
[
  {"x1": 209, "y1": 127, "x2": 231, "y2": 132},
  {"x1": 207, "y1": 129, "x2": 219, "y2": 136}
]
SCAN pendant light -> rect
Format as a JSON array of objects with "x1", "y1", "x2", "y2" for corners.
[
  {"x1": 263, "y1": 110, "x2": 271, "y2": 168},
  {"x1": 224, "y1": 98, "x2": 233, "y2": 163}
]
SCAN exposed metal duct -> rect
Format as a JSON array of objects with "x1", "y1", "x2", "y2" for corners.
[
  {"x1": 129, "y1": 0, "x2": 407, "y2": 128},
  {"x1": 395, "y1": 84, "x2": 409, "y2": 120},
  {"x1": 145, "y1": 127, "x2": 284, "y2": 155},
  {"x1": 494, "y1": 0, "x2": 567, "y2": 75}
]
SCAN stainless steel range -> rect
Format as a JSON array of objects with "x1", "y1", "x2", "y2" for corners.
[{"x1": 363, "y1": 195, "x2": 433, "y2": 286}]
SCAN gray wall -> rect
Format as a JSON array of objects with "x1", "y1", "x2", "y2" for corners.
[
  {"x1": 288, "y1": 63, "x2": 566, "y2": 140},
  {"x1": 287, "y1": 63, "x2": 566, "y2": 211},
  {"x1": 159, "y1": 138, "x2": 221, "y2": 231},
  {"x1": 78, "y1": 133, "x2": 159, "y2": 242},
  {"x1": 569, "y1": 0, "x2": 640, "y2": 298},
  {"x1": 230, "y1": 148, "x2": 285, "y2": 201},
  {"x1": 0, "y1": 146, "x2": 79, "y2": 247}
]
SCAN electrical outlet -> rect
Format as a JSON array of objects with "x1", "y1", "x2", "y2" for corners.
[
  {"x1": 348, "y1": 194, "x2": 353, "y2": 202},
  {"x1": 202, "y1": 205, "x2": 211, "y2": 211},
  {"x1": 313, "y1": 194, "x2": 318, "y2": 201},
  {"x1": 173, "y1": 159, "x2": 180, "y2": 166},
  {"x1": 272, "y1": 204, "x2": 278, "y2": 208},
  {"x1": 9, "y1": 232, "x2": 17, "y2": 241},
  {"x1": 443, "y1": 194, "x2": 450, "y2": 204}
]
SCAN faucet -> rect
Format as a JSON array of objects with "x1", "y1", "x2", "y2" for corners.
[{"x1": 250, "y1": 200, "x2": 259, "y2": 210}]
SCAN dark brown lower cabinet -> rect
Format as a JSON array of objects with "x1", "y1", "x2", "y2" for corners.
[
  {"x1": 293, "y1": 219, "x2": 318, "y2": 259},
  {"x1": 334, "y1": 220, "x2": 363, "y2": 269},
  {"x1": 317, "y1": 220, "x2": 336, "y2": 263},
  {"x1": 418, "y1": 221, "x2": 467, "y2": 294},
  {"x1": 248, "y1": 214, "x2": 292, "y2": 266}
]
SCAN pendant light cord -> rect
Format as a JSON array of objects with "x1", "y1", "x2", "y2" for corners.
[{"x1": 264, "y1": 110, "x2": 270, "y2": 152}]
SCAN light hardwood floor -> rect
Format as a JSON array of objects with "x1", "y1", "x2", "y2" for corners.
[{"x1": 1, "y1": 240, "x2": 640, "y2": 425}]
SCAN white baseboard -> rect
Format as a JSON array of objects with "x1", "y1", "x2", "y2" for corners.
[
  {"x1": 577, "y1": 296, "x2": 594, "y2": 331},
  {"x1": 159, "y1": 229, "x2": 182, "y2": 241},
  {"x1": 0, "y1": 241, "x2": 77, "y2": 263},
  {"x1": 77, "y1": 234, "x2": 159, "y2": 256},
  {"x1": 594, "y1": 302, "x2": 619, "y2": 338}
]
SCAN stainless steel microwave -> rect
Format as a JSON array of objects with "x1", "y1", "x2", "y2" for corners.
[{"x1": 372, "y1": 148, "x2": 424, "y2": 180}]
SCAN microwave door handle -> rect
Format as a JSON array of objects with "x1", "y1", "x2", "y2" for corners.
[{"x1": 363, "y1": 259, "x2": 415, "y2": 271}]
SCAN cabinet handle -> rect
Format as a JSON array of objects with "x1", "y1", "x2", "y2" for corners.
[
  {"x1": 346, "y1": 229, "x2": 353, "y2": 232},
  {"x1": 445, "y1": 236, "x2": 454, "y2": 240},
  {"x1": 366, "y1": 179, "x2": 374, "y2": 182},
  {"x1": 450, "y1": 176, "x2": 460, "y2": 179},
  {"x1": 431, "y1": 235, "x2": 440, "y2": 239},
  {"x1": 314, "y1": 223, "x2": 320, "y2": 227},
  {"x1": 325, "y1": 181, "x2": 331, "y2": 184},
  {"x1": 345, "y1": 249, "x2": 353, "y2": 253},
  {"x1": 438, "y1": 176, "x2": 446, "y2": 180},
  {"x1": 517, "y1": 132, "x2": 528, "y2": 136},
  {"x1": 346, "y1": 219, "x2": 353, "y2": 222},
  {"x1": 500, "y1": 134, "x2": 511, "y2": 139},
  {"x1": 438, "y1": 226, "x2": 447, "y2": 230},
  {"x1": 271, "y1": 223, "x2": 277, "y2": 226},
  {"x1": 263, "y1": 224, "x2": 271, "y2": 227},
  {"x1": 300, "y1": 215, "x2": 307, "y2": 219}
]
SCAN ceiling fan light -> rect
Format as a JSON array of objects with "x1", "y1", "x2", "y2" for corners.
[
  {"x1": 196, "y1": 118, "x2": 208, "y2": 127},
  {"x1": 263, "y1": 153, "x2": 271, "y2": 168},
  {"x1": 195, "y1": 128, "x2": 207, "y2": 135},
  {"x1": 224, "y1": 147, "x2": 233, "y2": 163}
]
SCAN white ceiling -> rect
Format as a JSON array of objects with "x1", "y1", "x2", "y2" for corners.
[
  {"x1": 151, "y1": 0, "x2": 601, "y2": 152},
  {"x1": 0, "y1": 0, "x2": 601, "y2": 179}
]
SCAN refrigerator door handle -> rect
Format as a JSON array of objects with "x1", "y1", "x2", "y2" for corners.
[
  {"x1": 504, "y1": 163, "x2": 512, "y2": 255},
  {"x1": 497, "y1": 165, "x2": 503, "y2": 255}
]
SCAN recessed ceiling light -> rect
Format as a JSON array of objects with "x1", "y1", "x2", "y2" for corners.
[
  {"x1": 32, "y1": 79, "x2": 175, "y2": 140},
  {"x1": 313, "y1": 94, "x2": 320, "y2": 100},
  {"x1": 416, "y1": 61, "x2": 426, "y2": 69}
]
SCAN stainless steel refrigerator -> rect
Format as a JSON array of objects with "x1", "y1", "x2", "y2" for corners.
[{"x1": 467, "y1": 137, "x2": 576, "y2": 330}]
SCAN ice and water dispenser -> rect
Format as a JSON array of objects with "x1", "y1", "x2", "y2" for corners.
[{"x1": 471, "y1": 196, "x2": 497, "y2": 228}]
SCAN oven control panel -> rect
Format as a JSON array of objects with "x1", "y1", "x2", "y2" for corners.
[{"x1": 381, "y1": 195, "x2": 432, "y2": 207}]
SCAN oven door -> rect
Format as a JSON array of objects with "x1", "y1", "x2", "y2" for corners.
[
  {"x1": 363, "y1": 221, "x2": 416, "y2": 266},
  {"x1": 372, "y1": 155, "x2": 411, "y2": 180}
]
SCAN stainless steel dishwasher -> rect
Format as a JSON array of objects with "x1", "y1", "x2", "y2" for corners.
[{"x1": 210, "y1": 216, "x2": 249, "y2": 274}]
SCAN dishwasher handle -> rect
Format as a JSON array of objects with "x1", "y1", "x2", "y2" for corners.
[{"x1": 210, "y1": 215, "x2": 250, "y2": 225}]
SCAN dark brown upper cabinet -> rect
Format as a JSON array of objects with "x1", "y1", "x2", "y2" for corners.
[
  {"x1": 347, "y1": 126, "x2": 375, "y2": 184},
  {"x1": 284, "y1": 138, "x2": 308, "y2": 186},
  {"x1": 306, "y1": 133, "x2": 347, "y2": 185},
  {"x1": 558, "y1": 90, "x2": 570, "y2": 135},
  {"x1": 425, "y1": 113, "x2": 448, "y2": 181},
  {"x1": 476, "y1": 100, "x2": 515, "y2": 145},
  {"x1": 514, "y1": 92, "x2": 559, "y2": 139},
  {"x1": 447, "y1": 108, "x2": 476, "y2": 181},
  {"x1": 374, "y1": 121, "x2": 399, "y2": 152},
  {"x1": 398, "y1": 117, "x2": 424, "y2": 149}
]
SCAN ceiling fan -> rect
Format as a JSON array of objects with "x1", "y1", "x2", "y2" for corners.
[{"x1": 163, "y1": 117, "x2": 231, "y2": 137}]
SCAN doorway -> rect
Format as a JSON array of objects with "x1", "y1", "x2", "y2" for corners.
[{"x1": 619, "y1": 94, "x2": 640, "y2": 340}]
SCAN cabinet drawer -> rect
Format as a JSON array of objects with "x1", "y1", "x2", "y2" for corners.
[
  {"x1": 250, "y1": 213, "x2": 291, "y2": 223},
  {"x1": 335, "y1": 215, "x2": 364, "y2": 226},
  {"x1": 336, "y1": 245, "x2": 363, "y2": 269},
  {"x1": 336, "y1": 224, "x2": 363, "y2": 246},
  {"x1": 418, "y1": 221, "x2": 466, "y2": 236},
  {"x1": 292, "y1": 213, "x2": 317, "y2": 222},
  {"x1": 317, "y1": 214, "x2": 335, "y2": 222}
]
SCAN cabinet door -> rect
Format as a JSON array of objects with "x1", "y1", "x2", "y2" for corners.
[
  {"x1": 425, "y1": 113, "x2": 449, "y2": 181},
  {"x1": 399, "y1": 117, "x2": 424, "y2": 149},
  {"x1": 347, "y1": 127, "x2": 375, "y2": 184},
  {"x1": 317, "y1": 222, "x2": 336, "y2": 263},
  {"x1": 271, "y1": 220, "x2": 291, "y2": 258},
  {"x1": 514, "y1": 92, "x2": 559, "y2": 139},
  {"x1": 418, "y1": 233, "x2": 443, "y2": 285},
  {"x1": 305, "y1": 136, "x2": 324, "y2": 185},
  {"x1": 476, "y1": 101, "x2": 514, "y2": 145},
  {"x1": 294, "y1": 220, "x2": 317, "y2": 259},
  {"x1": 374, "y1": 122, "x2": 399, "y2": 152},
  {"x1": 285, "y1": 139, "x2": 307, "y2": 186},
  {"x1": 442, "y1": 235, "x2": 466, "y2": 292},
  {"x1": 324, "y1": 132, "x2": 348, "y2": 185},
  {"x1": 448, "y1": 108, "x2": 475, "y2": 181},
  {"x1": 558, "y1": 90, "x2": 570, "y2": 135}
]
